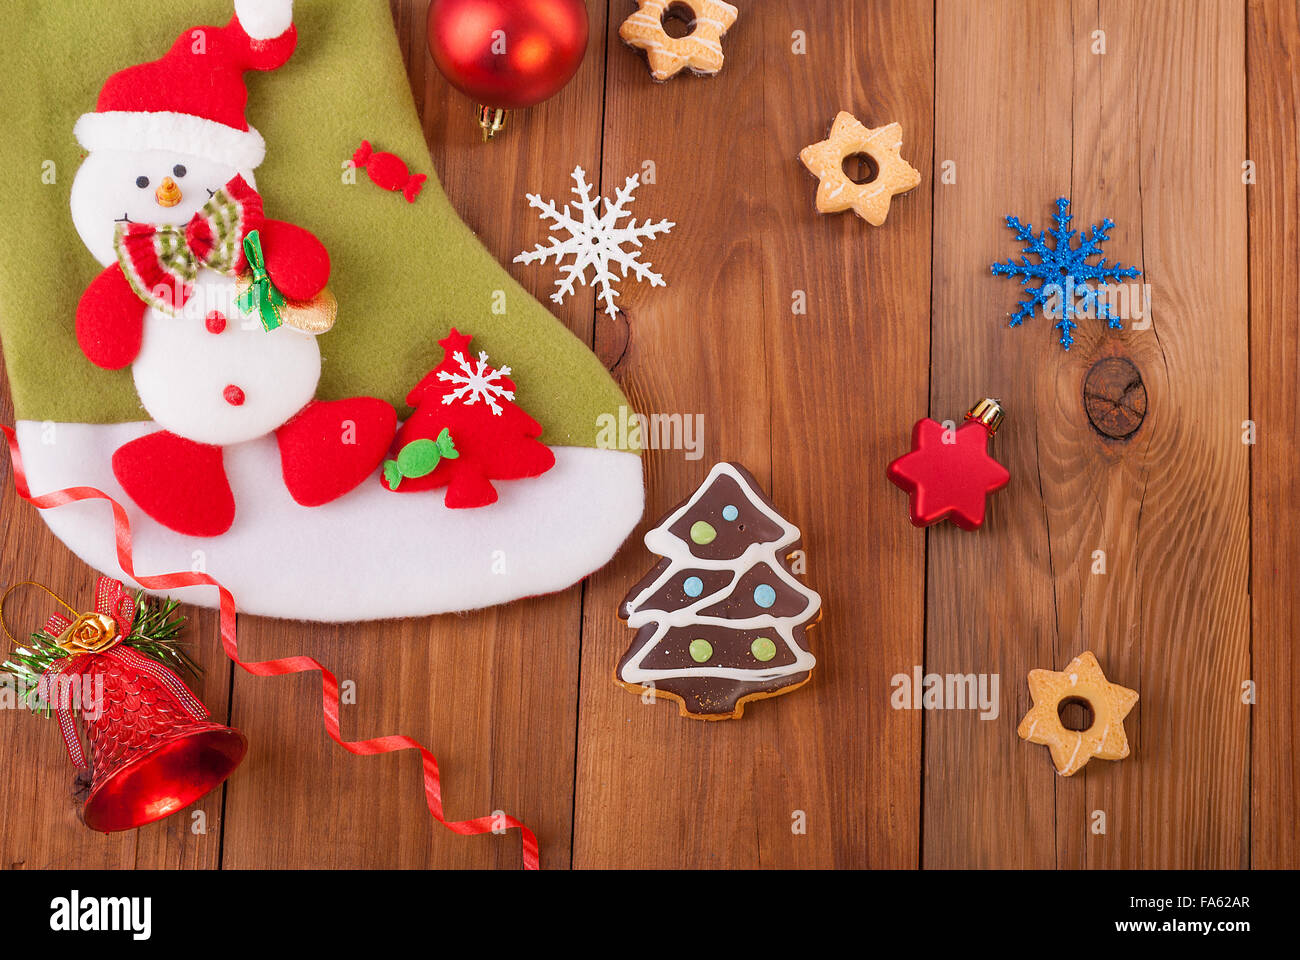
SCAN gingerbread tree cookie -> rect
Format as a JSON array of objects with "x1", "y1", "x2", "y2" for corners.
[
  {"x1": 1017, "y1": 651, "x2": 1139, "y2": 776},
  {"x1": 799, "y1": 111, "x2": 922, "y2": 226},
  {"x1": 617, "y1": 462, "x2": 822, "y2": 720},
  {"x1": 619, "y1": 0, "x2": 739, "y2": 81}
]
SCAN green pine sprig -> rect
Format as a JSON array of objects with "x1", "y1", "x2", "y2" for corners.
[{"x1": 0, "y1": 591, "x2": 198, "y2": 716}]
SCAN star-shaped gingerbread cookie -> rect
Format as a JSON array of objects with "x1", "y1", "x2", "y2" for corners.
[
  {"x1": 799, "y1": 112, "x2": 921, "y2": 226},
  {"x1": 1017, "y1": 651, "x2": 1138, "y2": 777},
  {"x1": 619, "y1": 0, "x2": 739, "y2": 81}
]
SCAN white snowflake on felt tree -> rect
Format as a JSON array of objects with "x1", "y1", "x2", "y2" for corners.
[
  {"x1": 437, "y1": 350, "x2": 516, "y2": 416},
  {"x1": 514, "y1": 166, "x2": 675, "y2": 317}
]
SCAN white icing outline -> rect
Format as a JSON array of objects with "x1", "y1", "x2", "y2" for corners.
[{"x1": 621, "y1": 462, "x2": 820, "y2": 684}]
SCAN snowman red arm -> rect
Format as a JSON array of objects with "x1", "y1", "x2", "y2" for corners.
[
  {"x1": 76, "y1": 265, "x2": 146, "y2": 370},
  {"x1": 257, "y1": 219, "x2": 331, "y2": 302}
]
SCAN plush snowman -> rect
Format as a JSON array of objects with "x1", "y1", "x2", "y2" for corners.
[{"x1": 69, "y1": 0, "x2": 396, "y2": 537}]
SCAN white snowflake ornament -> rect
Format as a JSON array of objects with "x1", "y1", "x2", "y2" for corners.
[
  {"x1": 438, "y1": 350, "x2": 515, "y2": 416},
  {"x1": 514, "y1": 166, "x2": 675, "y2": 317}
]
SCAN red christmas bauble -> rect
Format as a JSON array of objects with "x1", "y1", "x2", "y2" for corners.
[
  {"x1": 886, "y1": 399, "x2": 1011, "y2": 531},
  {"x1": 427, "y1": 0, "x2": 589, "y2": 110}
]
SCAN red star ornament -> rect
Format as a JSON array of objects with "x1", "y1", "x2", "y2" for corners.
[{"x1": 887, "y1": 399, "x2": 1010, "y2": 530}]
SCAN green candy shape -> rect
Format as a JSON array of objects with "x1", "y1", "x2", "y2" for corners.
[
  {"x1": 750, "y1": 637, "x2": 777, "y2": 662},
  {"x1": 384, "y1": 429, "x2": 458, "y2": 490},
  {"x1": 396, "y1": 439, "x2": 440, "y2": 477}
]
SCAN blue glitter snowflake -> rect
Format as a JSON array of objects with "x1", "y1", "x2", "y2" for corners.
[{"x1": 991, "y1": 197, "x2": 1141, "y2": 350}]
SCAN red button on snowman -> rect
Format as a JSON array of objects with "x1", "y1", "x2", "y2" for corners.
[{"x1": 70, "y1": 0, "x2": 396, "y2": 537}]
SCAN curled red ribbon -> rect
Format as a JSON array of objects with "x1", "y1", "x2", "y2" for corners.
[{"x1": 1, "y1": 424, "x2": 539, "y2": 869}]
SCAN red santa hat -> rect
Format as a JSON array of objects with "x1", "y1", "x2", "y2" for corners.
[{"x1": 74, "y1": 0, "x2": 297, "y2": 172}]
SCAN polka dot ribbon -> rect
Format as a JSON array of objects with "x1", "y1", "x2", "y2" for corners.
[{"x1": 1, "y1": 424, "x2": 540, "y2": 869}]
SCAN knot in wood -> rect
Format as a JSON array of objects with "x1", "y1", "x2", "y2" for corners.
[{"x1": 1083, "y1": 357, "x2": 1147, "y2": 440}]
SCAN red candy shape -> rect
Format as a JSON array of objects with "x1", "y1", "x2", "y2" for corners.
[
  {"x1": 353, "y1": 140, "x2": 427, "y2": 204},
  {"x1": 205, "y1": 310, "x2": 227, "y2": 334},
  {"x1": 886, "y1": 418, "x2": 1010, "y2": 530},
  {"x1": 223, "y1": 385, "x2": 246, "y2": 406}
]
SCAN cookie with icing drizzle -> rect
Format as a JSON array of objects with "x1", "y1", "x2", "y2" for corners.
[
  {"x1": 616, "y1": 462, "x2": 822, "y2": 720},
  {"x1": 618, "y1": 0, "x2": 739, "y2": 81},
  {"x1": 1016, "y1": 651, "x2": 1139, "y2": 776}
]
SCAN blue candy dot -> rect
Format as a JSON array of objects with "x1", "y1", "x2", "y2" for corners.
[
  {"x1": 722, "y1": 504, "x2": 739, "y2": 522},
  {"x1": 753, "y1": 584, "x2": 776, "y2": 608},
  {"x1": 683, "y1": 576, "x2": 704, "y2": 598}
]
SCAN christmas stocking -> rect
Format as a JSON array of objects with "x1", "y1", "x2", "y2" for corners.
[{"x1": 0, "y1": 0, "x2": 643, "y2": 621}]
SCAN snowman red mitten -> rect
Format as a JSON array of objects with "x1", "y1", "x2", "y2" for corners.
[
  {"x1": 75, "y1": 266, "x2": 146, "y2": 371},
  {"x1": 257, "y1": 219, "x2": 332, "y2": 302}
]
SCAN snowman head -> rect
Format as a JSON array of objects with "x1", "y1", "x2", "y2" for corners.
[
  {"x1": 70, "y1": 1, "x2": 297, "y2": 266},
  {"x1": 71, "y1": 150, "x2": 251, "y2": 267}
]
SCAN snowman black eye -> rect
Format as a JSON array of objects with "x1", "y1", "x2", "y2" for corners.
[
  {"x1": 135, "y1": 176, "x2": 150, "y2": 189},
  {"x1": 172, "y1": 165, "x2": 187, "y2": 178}
]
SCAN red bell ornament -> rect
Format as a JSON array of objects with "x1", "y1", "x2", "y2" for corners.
[
  {"x1": 4, "y1": 577, "x2": 245, "y2": 833},
  {"x1": 427, "y1": 0, "x2": 589, "y2": 140},
  {"x1": 50, "y1": 646, "x2": 246, "y2": 833}
]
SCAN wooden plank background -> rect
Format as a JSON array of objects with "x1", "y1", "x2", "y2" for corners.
[{"x1": 0, "y1": 0, "x2": 1293, "y2": 870}]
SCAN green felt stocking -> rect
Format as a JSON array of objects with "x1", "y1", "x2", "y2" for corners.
[{"x1": 0, "y1": 0, "x2": 632, "y2": 449}]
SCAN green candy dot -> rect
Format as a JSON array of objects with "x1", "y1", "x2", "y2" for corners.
[
  {"x1": 690, "y1": 521, "x2": 717, "y2": 545},
  {"x1": 689, "y1": 639, "x2": 713, "y2": 663},
  {"x1": 751, "y1": 637, "x2": 777, "y2": 662}
]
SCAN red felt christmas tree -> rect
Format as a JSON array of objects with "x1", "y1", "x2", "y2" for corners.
[{"x1": 381, "y1": 329, "x2": 555, "y2": 508}]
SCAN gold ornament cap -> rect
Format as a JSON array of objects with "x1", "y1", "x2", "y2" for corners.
[
  {"x1": 477, "y1": 105, "x2": 507, "y2": 141},
  {"x1": 965, "y1": 398, "x2": 1005, "y2": 436}
]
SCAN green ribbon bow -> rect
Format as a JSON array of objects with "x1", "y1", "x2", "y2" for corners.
[
  {"x1": 383, "y1": 429, "x2": 459, "y2": 490},
  {"x1": 235, "y1": 230, "x2": 285, "y2": 332}
]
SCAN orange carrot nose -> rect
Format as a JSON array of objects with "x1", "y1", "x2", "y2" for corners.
[{"x1": 155, "y1": 177, "x2": 182, "y2": 208}]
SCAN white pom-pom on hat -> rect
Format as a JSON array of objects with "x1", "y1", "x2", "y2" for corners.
[{"x1": 234, "y1": 0, "x2": 294, "y2": 40}]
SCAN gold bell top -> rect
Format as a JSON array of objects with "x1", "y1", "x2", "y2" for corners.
[{"x1": 965, "y1": 398, "x2": 1005, "y2": 436}]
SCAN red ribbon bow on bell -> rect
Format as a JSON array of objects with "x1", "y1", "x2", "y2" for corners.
[{"x1": 43, "y1": 575, "x2": 135, "y2": 655}]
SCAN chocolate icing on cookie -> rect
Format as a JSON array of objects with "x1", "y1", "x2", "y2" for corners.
[
  {"x1": 664, "y1": 472, "x2": 786, "y2": 561},
  {"x1": 616, "y1": 462, "x2": 822, "y2": 720},
  {"x1": 698, "y1": 562, "x2": 810, "y2": 619}
]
